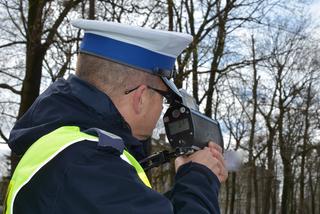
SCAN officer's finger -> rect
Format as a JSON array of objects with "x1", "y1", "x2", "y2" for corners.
[
  {"x1": 208, "y1": 141, "x2": 222, "y2": 153},
  {"x1": 207, "y1": 143, "x2": 225, "y2": 167},
  {"x1": 213, "y1": 157, "x2": 228, "y2": 183},
  {"x1": 211, "y1": 148, "x2": 226, "y2": 168},
  {"x1": 220, "y1": 167, "x2": 228, "y2": 182},
  {"x1": 218, "y1": 162, "x2": 228, "y2": 183}
]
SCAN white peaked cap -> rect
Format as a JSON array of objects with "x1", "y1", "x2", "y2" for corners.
[
  {"x1": 71, "y1": 19, "x2": 193, "y2": 99},
  {"x1": 72, "y1": 19, "x2": 192, "y2": 58}
]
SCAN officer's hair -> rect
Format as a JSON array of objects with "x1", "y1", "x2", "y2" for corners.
[{"x1": 76, "y1": 53, "x2": 160, "y2": 98}]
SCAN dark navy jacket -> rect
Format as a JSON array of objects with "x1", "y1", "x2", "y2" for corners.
[{"x1": 8, "y1": 75, "x2": 221, "y2": 213}]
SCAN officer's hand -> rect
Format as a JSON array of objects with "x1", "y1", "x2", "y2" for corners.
[
  {"x1": 207, "y1": 142, "x2": 228, "y2": 182},
  {"x1": 175, "y1": 142, "x2": 228, "y2": 183}
]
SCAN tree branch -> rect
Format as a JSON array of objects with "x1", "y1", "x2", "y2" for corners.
[
  {"x1": 0, "y1": 70, "x2": 23, "y2": 81},
  {"x1": 0, "y1": 41, "x2": 26, "y2": 49},
  {"x1": 43, "y1": 0, "x2": 82, "y2": 50},
  {"x1": 0, "y1": 83, "x2": 21, "y2": 94},
  {"x1": 0, "y1": 128, "x2": 8, "y2": 142},
  {"x1": 4, "y1": 0, "x2": 26, "y2": 39}
]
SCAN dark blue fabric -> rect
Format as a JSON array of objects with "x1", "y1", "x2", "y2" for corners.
[
  {"x1": 8, "y1": 74, "x2": 144, "y2": 159},
  {"x1": 8, "y1": 74, "x2": 221, "y2": 213}
]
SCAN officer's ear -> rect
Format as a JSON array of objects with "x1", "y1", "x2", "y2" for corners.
[{"x1": 132, "y1": 85, "x2": 148, "y2": 114}]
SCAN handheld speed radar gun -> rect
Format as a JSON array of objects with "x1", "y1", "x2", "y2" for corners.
[
  {"x1": 163, "y1": 90, "x2": 224, "y2": 152},
  {"x1": 140, "y1": 89, "x2": 228, "y2": 170}
]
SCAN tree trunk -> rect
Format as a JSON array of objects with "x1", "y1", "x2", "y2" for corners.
[
  {"x1": 10, "y1": 0, "x2": 45, "y2": 174},
  {"x1": 167, "y1": 0, "x2": 173, "y2": 31},
  {"x1": 308, "y1": 170, "x2": 315, "y2": 214},
  {"x1": 88, "y1": 0, "x2": 95, "y2": 19},
  {"x1": 205, "y1": 0, "x2": 228, "y2": 116},
  {"x1": 281, "y1": 158, "x2": 293, "y2": 214},
  {"x1": 229, "y1": 172, "x2": 236, "y2": 214},
  {"x1": 11, "y1": 0, "x2": 82, "y2": 174},
  {"x1": 299, "y1": 82, "x2": 312, "y2": 213},
  {"x1": 224, "y1": 175, "x2": 229, "y2": 214},
  {"x1": 253, "y1": 166, "x2": 259, "y2": 214},
  {"x1": 18, "y1": 0, "x2": 45, "y2": 118},
  {"x1": 276, "y1": 66, "x2": 293, "y2": 214},
  {"x1": 192, "y1": 48, "x2": 199, "y2": 103},
  {"x1": 246, "y1": 35, "x2": 259, "y2": 214},
  {"x1": 272, "y1": 175, "x2": 277, "y2": 214},
  {"x1": 262, "y1": 131, "x2": 275, "y2": 214}
]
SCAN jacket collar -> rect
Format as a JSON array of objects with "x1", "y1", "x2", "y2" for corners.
[
  {"x1": 67, "y1": 74, "x2": 142, "y2": 148},
  {"x1": 68, "y1": 74, "x2": 119, "y2": 119}
]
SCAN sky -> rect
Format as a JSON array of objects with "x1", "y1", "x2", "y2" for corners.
[
  {"x1": 309, "y1": 0, "x2": 320, "y2": 36},
  {"x1": 0, "y1": 144, "x2": 9, "y2": 155},
  {"x1": 309, "y1": 0, "x2": 320, "y2": 19}
]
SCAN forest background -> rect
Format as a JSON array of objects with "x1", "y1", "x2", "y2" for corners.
[{"x1": 0, "y1": 0, "x2": 320, "y2": 213}]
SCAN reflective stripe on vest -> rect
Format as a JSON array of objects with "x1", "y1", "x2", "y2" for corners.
[{"x1": 4, "y1": 126, "x2": 151, "y2": 214}]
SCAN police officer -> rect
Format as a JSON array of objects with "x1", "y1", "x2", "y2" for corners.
[{"x1": 4, "y1": 19, "x2": 228, "y2": 214}]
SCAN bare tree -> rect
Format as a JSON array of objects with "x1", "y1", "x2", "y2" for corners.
[
  {"x1": 0, "y1": 0, "x2": 85, "y2": 174},
  {"x1": 265, "y1": 26, "x2": 312, "y2": 214},
  {"x1": 219, "y1": 78, "x2": 249, "y2": 213}
]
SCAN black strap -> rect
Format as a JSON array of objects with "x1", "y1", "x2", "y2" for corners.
[{"x1": 139, "y1": 147, "x2": 196, "y2": 171}]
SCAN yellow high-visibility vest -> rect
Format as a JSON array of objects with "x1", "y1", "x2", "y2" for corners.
[{"x1": 4, "y1": 126, "x2": 151, "y2": 214}]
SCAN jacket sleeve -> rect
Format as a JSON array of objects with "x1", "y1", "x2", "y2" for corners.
[{"x1": 166, "y1": 162, "x2": 221, "y2": 214}]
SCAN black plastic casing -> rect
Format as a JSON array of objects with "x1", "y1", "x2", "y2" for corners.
[{"x1": 163, "y1": 103, "x2": 224, "y2": 150}]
